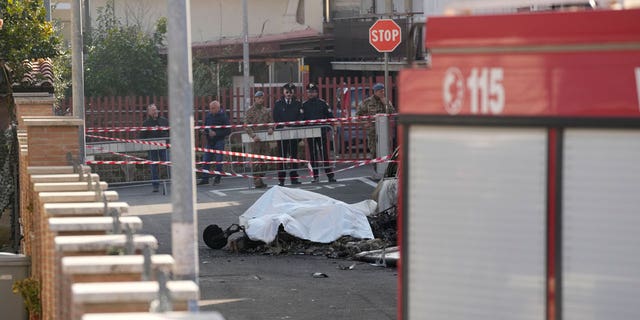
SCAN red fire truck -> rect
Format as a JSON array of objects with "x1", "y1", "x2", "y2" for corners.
[{"x1": 398, "y1": 8, "x2": 640, "y2": 320}]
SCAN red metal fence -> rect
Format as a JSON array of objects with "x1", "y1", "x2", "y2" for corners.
[{"x1": 64, "y1": 76, "x2": 397, "y2": 160}]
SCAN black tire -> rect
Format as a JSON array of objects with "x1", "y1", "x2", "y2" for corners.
[{"x1": 203, "y1": 224, "x2": 228, "y2": 249}]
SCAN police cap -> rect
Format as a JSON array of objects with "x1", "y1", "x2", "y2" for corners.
[{"x1": 306, "y1": 83, "x2": 318, "y2": 92}]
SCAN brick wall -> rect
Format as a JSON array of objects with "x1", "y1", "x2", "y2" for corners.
[
  {"x1": 16, "y1": 103, "x2": 199, "y2": 319},
  {"x1": 15, "y1": 95, "x2": 56, "y2": 258},
  {"x1": 24, "y1": 118, "x2": 82, "y2": 167},
  {"x1": 14, "y1": 95, "x2": 56, "y2": 127}
]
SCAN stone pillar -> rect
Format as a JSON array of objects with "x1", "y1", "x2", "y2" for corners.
[
  {"x1": 24, "y1": 117, "x2": 83, "y2": 166},
  {"x1": 13, "y1": 93, "x2": 56, "y2": 128}
]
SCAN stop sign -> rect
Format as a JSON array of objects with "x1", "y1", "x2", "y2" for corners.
[{"x1": 369, "y1": 19, "x2": 402, "y2": 52}]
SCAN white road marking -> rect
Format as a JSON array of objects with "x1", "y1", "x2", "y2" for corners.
[
  {"x1": 207, "y1": 176, "x2": 376, "y2": 196},
  {"x1": 198, "y1": 298, "x2": 249, "y2": 306},
  {"x1": 357, "y1": 177, "x2": 379, "y2": 187},
  {"x1": 299, "y1": 185, "x2": 323, "y2": 191},
  {"x1": 129, "y1": 201, "x2": 239, "y2": 216},
  {"x1": 239, "y1": 189, "x2": 271, "y2": 195}
]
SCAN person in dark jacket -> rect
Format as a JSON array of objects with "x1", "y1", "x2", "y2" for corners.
[
  {"x1": 273, "y1": 83, "x2": 303, "y2": 186},
  {"x1": 139, "y1": 104, "x2": 170, "y2": 192},
  {"x1": 302, "y1": 83, "x2": 337, "y2": 183},
  {"x1": 198, "y1": 100, "x2": 231, "y2": 185}
]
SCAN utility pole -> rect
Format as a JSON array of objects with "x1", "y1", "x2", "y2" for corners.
[
  {"x1": 83, "y1": 0, "x2": 91, "y2": 37},
  {"x1": 386, "y1": 0, "x2": 394, "y2": 15},
  {"x1": 379, "y1": 0, "x2": 395, "y2": 176},
  {"x1": 384, "y1": 0, "x2": 393, "y2": 102},
  {"x1": 71, "y1": 0, "x2": 85, "y2": 162},
  {"x1": 44, "y1": 0, "x2": 51, "y2": 21},
  {"x1": 167, "y1": 0, "x2": 198, "y2": 312},
  {"x1": 242, "y1": 0, "x2": 251, "y2": 111}
]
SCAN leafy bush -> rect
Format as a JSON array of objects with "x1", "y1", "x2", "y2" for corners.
[
  {"x1": 0, "y1": 0, "x2": 61, "y2": 78},
  {"x1": 84, "y1": 1, "x2": 167, "y2": 96},
  {"x1": 12, "y1": 277, "x2": 41, "y2": 317}
]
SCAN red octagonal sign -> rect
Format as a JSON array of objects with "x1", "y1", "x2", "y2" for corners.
[{"x1": 369, "y1": 19, "x2": 402, "y2": 53}]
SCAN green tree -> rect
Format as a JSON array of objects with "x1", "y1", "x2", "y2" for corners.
[
  {"x1": 84, "y1": 1, "x2": 166, "y2": 96},
  {"x1": 192, "y1": 59, "x2": 235, "y2": 98},
  {"x1": 1, "y1": 0, "x2": 61, "y2": 234},
  {"x1": 52, "y1": 49, "x2": 71, "y2": 112},
  {"x1": 0, "y1": 0, "x2": 61, "y2": 79}
]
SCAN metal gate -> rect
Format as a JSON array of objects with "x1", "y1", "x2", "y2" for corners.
[{"x1": 227, "y1": 125, "x2": 337, "y2": 186}]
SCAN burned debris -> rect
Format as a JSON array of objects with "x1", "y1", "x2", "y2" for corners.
[{"x1": 203, "y1": 205, "x2": 397, "y2": 261}]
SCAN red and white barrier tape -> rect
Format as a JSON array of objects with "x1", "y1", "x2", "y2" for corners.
[
  {"x1": 85, "y1": 159, "x2": 398, "y2": 165},
  {"x1": 191, "y1": 156, "x2": 392, "y2": 182},
  {"x1": 87, "y1": 135, "x2": 169, "y2": 147},
  {"x1": 86, "y1": 113, "x2": 397, "y2": 133},
  {"x1": 86, "y1": 134, "x2": 314, "y2": 176},
  {"x1": 86, "y1": 154, "x2": 393, "y2": 181},
  {"x1": 329, "y1": 155, "x2": 391, "y2": 175},
  {"x1": 86, "y1": 145, "x2": 153, "y2": 162}
]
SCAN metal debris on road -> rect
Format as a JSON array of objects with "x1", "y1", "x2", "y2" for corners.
[{"x1": 337, "y1": 263, "x2": 356, "y2": 270}]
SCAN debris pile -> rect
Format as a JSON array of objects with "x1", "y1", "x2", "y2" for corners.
[
  {"x1": 224, "y1": 205, "x2": 397, "y2": 259},
  {"x1": 203, "y1": 179, "x2": 399, "y2": 264}
]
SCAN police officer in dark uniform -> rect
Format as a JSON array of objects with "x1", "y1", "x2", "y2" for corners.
[
  {"x1": 273, "y1": 83, "x2": 303, "y2": 186},
  {"x1": 302, "y1": 83, "x2": 337, "y2": 183}
]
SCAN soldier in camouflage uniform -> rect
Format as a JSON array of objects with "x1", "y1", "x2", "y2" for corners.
[
  {"x1": 356, "y1": 83, "x2": 395, "y2": 159},
  {"x1": 244, "y1": 91, "x2": 274, "y2": 188}
]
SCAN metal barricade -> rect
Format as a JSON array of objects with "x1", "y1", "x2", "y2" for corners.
[
  {"x1": 85, "y1": 137, "x2": 171, "y2": 193},
  {"x1": 227, "y1": 125, "x2": 337, "y2": 185}
]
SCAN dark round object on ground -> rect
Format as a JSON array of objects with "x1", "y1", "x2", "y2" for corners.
[{"x1": 203, "y1": 224, "x2": 228, "y2": 249}]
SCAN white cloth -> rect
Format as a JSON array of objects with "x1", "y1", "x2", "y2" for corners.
[
  {"x1": 239, "y1": 186, "x2": 377, "y2": 244},
  {"x1": 374, "y1": 178, "x2": 398, "y2": 213}
]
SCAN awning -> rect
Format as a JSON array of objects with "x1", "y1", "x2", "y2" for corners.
[
  {"x1": 192, "y1": 28, "x2": 333, "y2": 60},
  {"x1": 331, "y1": 61, "x2": 407, "y2": 72}
]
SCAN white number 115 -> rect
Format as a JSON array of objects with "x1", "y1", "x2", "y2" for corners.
[{"x1": 467, "y1": 68, "x2": 505, "y2": 114}]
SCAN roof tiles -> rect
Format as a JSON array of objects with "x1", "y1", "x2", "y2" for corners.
[{"x1": 13, "y1": 58, "x2": 55, "y2": 93}]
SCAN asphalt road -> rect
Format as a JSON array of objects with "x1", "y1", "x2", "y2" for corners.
[{"x1": 114, "y1": 165, "x2": 398, "y2": 320}]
